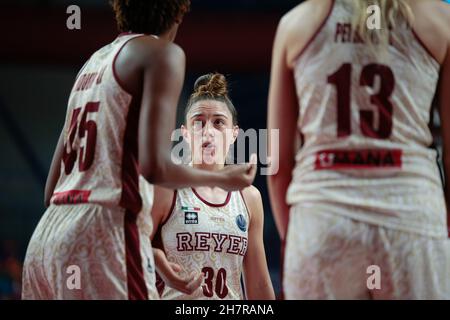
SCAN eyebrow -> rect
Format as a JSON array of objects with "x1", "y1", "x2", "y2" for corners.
[{"x1": 189, "y1": 112, "x2": 229, "y2": 119}]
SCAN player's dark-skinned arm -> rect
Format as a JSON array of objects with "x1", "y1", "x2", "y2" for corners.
[
  {"x1": 439, "y1": 44, "x2": 450, "y2": 236},
  {"x1": 44, "y1": 129, "x2": 64, "y2": 208},
  {"x1": 138, "y1": 43, "x2": 256, "y2": 191},
  {"x1": 267, "y1": 19, "x2": 299, "y2": 242}
]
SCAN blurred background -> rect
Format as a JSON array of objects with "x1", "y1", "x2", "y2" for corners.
[{"x1": 0, "y1": 0, "x2": 309, "y2": 300}]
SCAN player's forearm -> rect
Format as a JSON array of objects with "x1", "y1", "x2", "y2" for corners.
[
  {"x1": 145, "y1": 158, "x2": 222, "y2": 190},
  {"x1": 267, "y1": 173, "x2": 291, "y2": 241},
  {"x1": 153, "y1": 248, "x2": 172, "y2": 276},
  {"x1": 247, "y1": 283, "x2": 276, "y2": 300}
]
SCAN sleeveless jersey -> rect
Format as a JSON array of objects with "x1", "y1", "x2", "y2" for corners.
[
  {"x1": 287, "y1": 0, "x2": 447, "y2": 237},
  {"x1": 156, "y1": 188, "x2": 250, "y2": 300},
  {"x1": 51, "y1": 33, "x2": 148, "y2": 215}
]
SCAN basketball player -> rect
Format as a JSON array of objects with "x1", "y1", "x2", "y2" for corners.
[
  {"x1": 22, "y1": 1, "x2": 256, "y2": 300},
  {"x1": 268, "y1": 0, "x2": 450, "y2": 299},
  {"x1": 143, "y1": 73, "x2": 275, "y2": 300}
]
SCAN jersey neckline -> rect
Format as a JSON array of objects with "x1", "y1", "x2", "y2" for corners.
[{"x1": 191, "y1": 188, "x2": 231, "y2": 208}]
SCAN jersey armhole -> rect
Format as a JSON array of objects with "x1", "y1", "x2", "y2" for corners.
[
  {"x1": 160, "y1": 190, "x2": 177, "y2": 226},
  {"x1": 292, "y1": 0, "x2": 335, "y2": 64},
  {"x1": 239, "y1": 190, "x2": 252, "y2": 223},
  {"x1": 411, "y1": 28, "x2": 440, "y2": 65},
  {"x1": 153, "y1": 189, "x2": 177, "y2": 298}
]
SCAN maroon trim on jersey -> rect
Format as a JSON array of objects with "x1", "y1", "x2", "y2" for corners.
[
  {"x1": 152, "y1": 222, "x2": 167, "y2": 297},
  {"x1": 161, "y1": 191, "x2": 178, "y2": 225},
  {"x1": 117, "y1": 35, "x2": 148, "y2": 298},
  {"x1": 155, "y1": 272, "x2": 166, "y2": 298},
  {"x1": 52, "y1": 190, "x2": 91, "y2": 205},
  {"x1": 191, "y1": 188, "x2": 231, "y2": 208},
  {"x1": 119, "y1": 96, "x2": 142, "y2": 215},
  {"x1": 124, "y1": 209, "x2": 149, "y2": 300},
  {"x1": 112, "y1": 34, "x2": 147, "y2": 96},
  {"x1": 294, "y1": 0, "x2": 335, "y2": 61},
  {"x1": 239, "y1": 190, "x2": 251, "y2": 220},
  {"x1": 411, "y1": 28, "x2": 439, "y2": 65}
]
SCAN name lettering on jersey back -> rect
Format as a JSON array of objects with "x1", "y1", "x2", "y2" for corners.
[
  {"x1": 176, "y1": 232, "x2": 248, "y2": 256},
  {"x1": 335, "y1": 23, "x2": 395, "y2": 45},
  {"x1": 74, "y1": 67, "x2": 106, "y2": 92}
]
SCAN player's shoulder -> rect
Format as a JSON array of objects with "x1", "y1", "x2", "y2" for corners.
[
  {"x1": 434, "y1": 1, "x2": 450, "y2": 37},
  {"x1": 153, "y1": 185, "x2": 177, "y2": 200},
  {"x1": 414, "y1": 0, "x2": 450, "y2": 28},
  {"x1": 124, "y1": 35, "x2": 186, "y2": 67},
  {"x1": 278, "y1": 0, "x2": 331, "y2": 33},
  {"x1": 241, "y1": 185, "x2": 261, "y2": 201},
  {"x1": 240, "y1": 185, "x2": 263, "y2": 217},
  {"x1": 278, "y1": 0, "x2": 333, "y2": 67}
]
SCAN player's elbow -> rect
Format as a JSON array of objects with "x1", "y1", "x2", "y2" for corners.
[
  {"x1": 140, "y1": 156, "x2": 169, "y2": 185},
  {"x1": 44, "y1": 195, "x2": 51, "y2": 208}
]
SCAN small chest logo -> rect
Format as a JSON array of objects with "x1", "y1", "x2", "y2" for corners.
[
  {"x1": 184, "y1": 211, "x2": 199, "y2": 224},
  {"x1": 236, "y1": 214, "x2": 247, "y2": 232}
]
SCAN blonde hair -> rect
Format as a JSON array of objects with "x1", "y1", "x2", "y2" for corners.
[{"x1": 351, "y1": 0, "x2": 414, "y2": 52}]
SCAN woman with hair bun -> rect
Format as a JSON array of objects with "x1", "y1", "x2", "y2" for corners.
[{"x1": 143, "y1": 73, "x2": 275, "y2": 300}]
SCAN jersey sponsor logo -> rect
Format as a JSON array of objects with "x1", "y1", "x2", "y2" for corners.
[
  {"x1": 182, "y1": 205, "x2": 200, "y2": 224},
  {"x1": 176, "y1": 232, "x2": 248, "y2": 256},
  {"x1": 236, "y1": 214, "x2": 247, "y2": 232},
  {"x1": 52, "y1": 189, "x2": 91, "y2": 205},
  {"x1": 210, "y1": 216, "x2": 225, "y2": 223},
  {"x1": 185, "y1": 211, "x2": 199, "y2": 225},
  {"x1": 315, "y1": 149, "x2": 403, "y2": 170}
]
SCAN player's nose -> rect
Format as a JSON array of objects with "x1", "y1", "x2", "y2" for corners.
[{"x1": 202, "y1": 121, "x2": 215, "y2": 137}]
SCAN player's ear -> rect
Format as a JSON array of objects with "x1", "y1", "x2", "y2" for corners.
[
  {"x1": 181, "y1": 125, "x2": 190, "y2": 142},
  {"x1": 231, "y1": 125, "x2": 239, "y2": 144}
]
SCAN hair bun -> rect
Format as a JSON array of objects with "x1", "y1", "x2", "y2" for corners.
[{"x1": 193, "y1": 73, "x2": 228, "y2": 98}]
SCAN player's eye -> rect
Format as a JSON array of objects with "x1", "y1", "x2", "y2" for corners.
[{"x1": 214, "y1": 119, "x2": 225, "y2": 127}]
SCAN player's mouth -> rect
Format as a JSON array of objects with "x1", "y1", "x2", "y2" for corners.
[
  {"x1": 202, "y1": 141, "x2": 215, "y2": 149},
  {"x1": 202, "y1": 141, "x2": 216, "y2": 151}
]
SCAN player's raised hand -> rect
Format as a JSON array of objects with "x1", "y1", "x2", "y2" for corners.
[{"x1": 219, "y1": 154, "x2": 258, "y2": 191}]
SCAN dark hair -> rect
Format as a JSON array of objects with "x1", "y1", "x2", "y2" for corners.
[
  {"x1": 110, "y1": 0, "x2": 190, "y2": 35},
  {"x1": 185, "y1": 73, "x2": 238, "y2": 126}
]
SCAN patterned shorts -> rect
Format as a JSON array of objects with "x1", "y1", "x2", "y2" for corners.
[
  {"x1": 22, "y1": 203, "x2": 158, "y2": 300},
  {"x1": 283, "y1": 204, "x2": 450, "y2": 299}
]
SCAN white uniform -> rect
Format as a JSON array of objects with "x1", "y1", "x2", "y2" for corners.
[
  {"x1": 22, "y1": 34, "x2": 159, "y2": 300},
  {"x1": 284, "y1": 0, "x2": 449, "y2": 299},
  {"x1": 154, "y1": 188, "x2": 249, "y2": 300}
]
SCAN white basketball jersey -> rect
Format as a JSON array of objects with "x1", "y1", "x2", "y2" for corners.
[
  {"x1": 155, "y1": 188, "x2": 250, "y2": 300},
  {"x1": 288, "y1": 0, "x2": 447, "y2": 237},
  {"x1": 51, "y1": 33, "x2": 148, "y2": 215}
]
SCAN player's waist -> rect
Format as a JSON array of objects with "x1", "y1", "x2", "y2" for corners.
[{"x1": 50, "y1": 188, "x2": 142, "y2": 214}]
